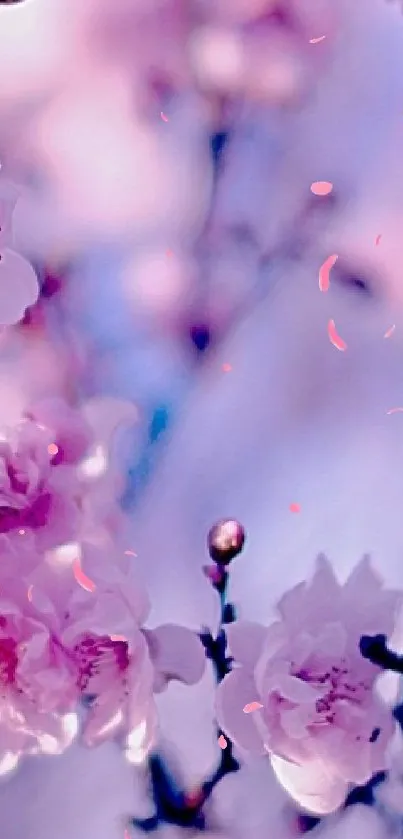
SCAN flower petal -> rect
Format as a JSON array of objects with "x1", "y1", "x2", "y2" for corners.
[
  {"x1": 266, "y1": 673, "x2": 321, "y2": 703},
  {"x1": 270, "y1": 753, "x2": 348, "y2": 814},
  {"x1": 82, "y1": 700, "x2": 124, "y2": 747},
  {"x1": 225, "y1": 620, "x2": 267, "y2": 668},
  {"x1": 0, "y1": 249, "x2": 39, "y2": 326},
  {"x1": 216, "y1": 669, "x2": 265, "y2": 755},
  {"x1": 277, "y1": 582, "x2": 307, "y2": 632},
  {"x1": 343, "y1": 555, "x2": 382, "y2": 602},
  {"x1": 304, "y1": 555, "x2": 341, "y2": 626},
  {"x1": 145, "y1": 624, "x2": 205, "y2": 689}
]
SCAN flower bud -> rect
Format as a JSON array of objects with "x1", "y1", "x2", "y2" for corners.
[{"x1": 207, "y1": 518, "x2": 245, "y2": 565}]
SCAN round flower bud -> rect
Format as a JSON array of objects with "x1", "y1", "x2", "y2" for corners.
[{"x1": 207, "y1": 518, "x2": 245, "y2": 565}]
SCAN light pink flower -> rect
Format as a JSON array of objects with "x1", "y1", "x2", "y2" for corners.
[
  {"x1": 0, "y1": 575, "x2": 78, "y2": 763},
  {"x1": 0, "y1": 415, "x2": 85, "y2": 555},
  {"x1": 33, "y1": 543, "x2": 206, "y2": 750},
  {"x1": 216, "y1": 556, "x2": 401, "y2": 815}
]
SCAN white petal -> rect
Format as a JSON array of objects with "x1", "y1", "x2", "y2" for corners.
[
  {"x1": 226, "y1": 620, "x2": 267, "y2": 668},
  {"x1": 344, "y1": 555, "x2": 381, "y2": 598},
  {"x1": 0, "y1": 249, "x2": 39, "y2": 326},
  {"x1": 277, "y1": 582, "x2": 307, "y2": 631},
  {"x1": 216, "y1": 669, "x2": 265, "y2": 755},
  {"x1": 316, "y1": 623, "x2": 347, "y2": 659},
  {"x1": 267, "y1": 673, "x2": 321, "y2": 703},
  {"x1": 270, "y1": 753, "x2": 348, "y2": 814},
  {"x1": 146, "y1": 624, "x2": 205, "y2": 687},
  {"x1": 280, "y1": 706, "x2": 314, "y2": 739}
]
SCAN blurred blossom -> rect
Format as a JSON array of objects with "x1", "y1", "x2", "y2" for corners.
[
  {"x1": 0, "y1": 0, "x2": 70, "y2": 104},
  {"x1": 123, "y1": 249, "x2": 197, "y2": 324},
  {"x1": 0, "y1": 249, "x2": 39, "y2": 326}
]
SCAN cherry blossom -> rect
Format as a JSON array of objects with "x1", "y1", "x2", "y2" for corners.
[
  {"x1": 31, "y1": 543, "x2": 206, "y2": 754},
  {"x1": 216, "y1": 556, "x2": 401, "y2": 814},
  {"x1": 0, "y1": 416, "x2": 84, "y2": 554},
  {"x1": 0, "y1": 572, "x2": 78, "y2": 766}
]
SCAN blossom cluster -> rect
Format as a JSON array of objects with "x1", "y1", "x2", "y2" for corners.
[
  {"x1": 0, "y1": 396, "x2": 205, "y2": 774},
  {"x1": 0, "y1": 389, "x2": 401, "y2": 825}
]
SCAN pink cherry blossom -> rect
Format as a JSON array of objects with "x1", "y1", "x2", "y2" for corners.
[
  {"x1": 216, "y1": 556, "x2": 402, "y2": 815},
  {"x1": 0, "y1": 415, "x2": 84, "y2": 555},
  {"x1": 0, "y1": 574, "x2": 78, "y2": 764},
  {"x1": 32, "y1": 543, "x2": 206, "y2": 751}
]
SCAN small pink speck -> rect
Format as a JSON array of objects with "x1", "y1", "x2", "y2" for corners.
[
  {"x1": 222, "y1": 363, "x2": 232, "y2": 373},
  {"x1": 48, "y1": 443, "x2": 59, "y2": 456},
  {"x1": 384, "y1": 324, "x2": 395, "y2": 339},
  {"x1": 289, "y1": 503, "x2": 301, "y2": 513},
  {"x1": 18, "y1": 529, "x2": 25, "y2": 536},
  {"x1": 27, "y1": 585, "x2": 33, "y2": 603},
  {"x1": 375, "y1": 234, "x2": 382, "y2": 246},
  {"x1": 310, "y1": 181, "x2": 333, "y2": 196},
  {"x1": 124, "y1": 550, "x2": 137, "y2": 557},
  {"x1": 161, "y1": 112, "x2": 169, "y2": 123},
  {"x1": 218, "y1": 734, "x2": 227, "y2": 749},
  {"x1": 166, "y1": 249, "x2": 173, "y2": 258},
  {"x1": 243, "y1": 702, "x2": 263, "y2": 714},
  {"x1": 309, "y1": 35, "x2": 326, "y2": 44},
  {"x1": 387, "y1": 407, "x2": 403, "y2": 415}
]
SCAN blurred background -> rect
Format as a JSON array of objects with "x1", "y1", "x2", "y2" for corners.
[{"x1": 1, "y1": 0, "x2": 403, "y2": 837}]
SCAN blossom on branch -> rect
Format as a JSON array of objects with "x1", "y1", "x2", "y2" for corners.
[
  {"x1": 31, "y1": 542, "x2": 206, "y2": 758},
  {"x1": 216, "y1": 555, "x2": 401, "y2": 815}
]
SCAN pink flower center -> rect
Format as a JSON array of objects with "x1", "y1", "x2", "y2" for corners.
[
  {"x1": 0, "y1": 631, "x2": 18, "y2": 686},
  {"x1": 295, "y1": 661, "x2": 371, "y2": 724},
  {"x1": 73, "y1": 635, "x2": 130, "y2": 693}
]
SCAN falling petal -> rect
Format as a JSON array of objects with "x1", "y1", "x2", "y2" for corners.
[
  {"x1": 243, "y1": 702, "x2": 264, "y2": 714},
  {"x1": 160, "y1": 112, "x2": 169, "y2": 123},
  {"x1": 327, "y1": 319, "x2": 347, "y2": 352},
  {"x1": 124, "y1": 550, "x2": 137, "y2": 557},
  {"x1": 27, "y1": 585, "x2": 33, "y2": 603},
  {"x1": 73, "y1": 558, "x2": 96, "y2": 593},
  {"x1": 319, "y1": 255, "x2": 338, "y2": 292},
  {"x1": 222, "y1": 363, "x2": 232, "y2": 372},
  {"x1": 218, "y1": 734, "x2": 227, "y2": 749},
  {"x1": 386, "y1": 407, "x2": 403, "y2": 415},
  {"x1": 384, "y1": 325, "x2": 395, "y2": 339},
  {"x1": 375, "y1": 234, "x2": 382, "y2": 246},
  {"x1": 289, "y1": 503, "x2": 301, "y2": 513},
  {"x1": 310, "y1": 181, "x2": 333, "y2": 196},
  {"x1": 47, "y1": 443, "x2": 59, "y2": 457},
  {"x1": 309, "y1": 36, "x2": 327, "y2": 44}
]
